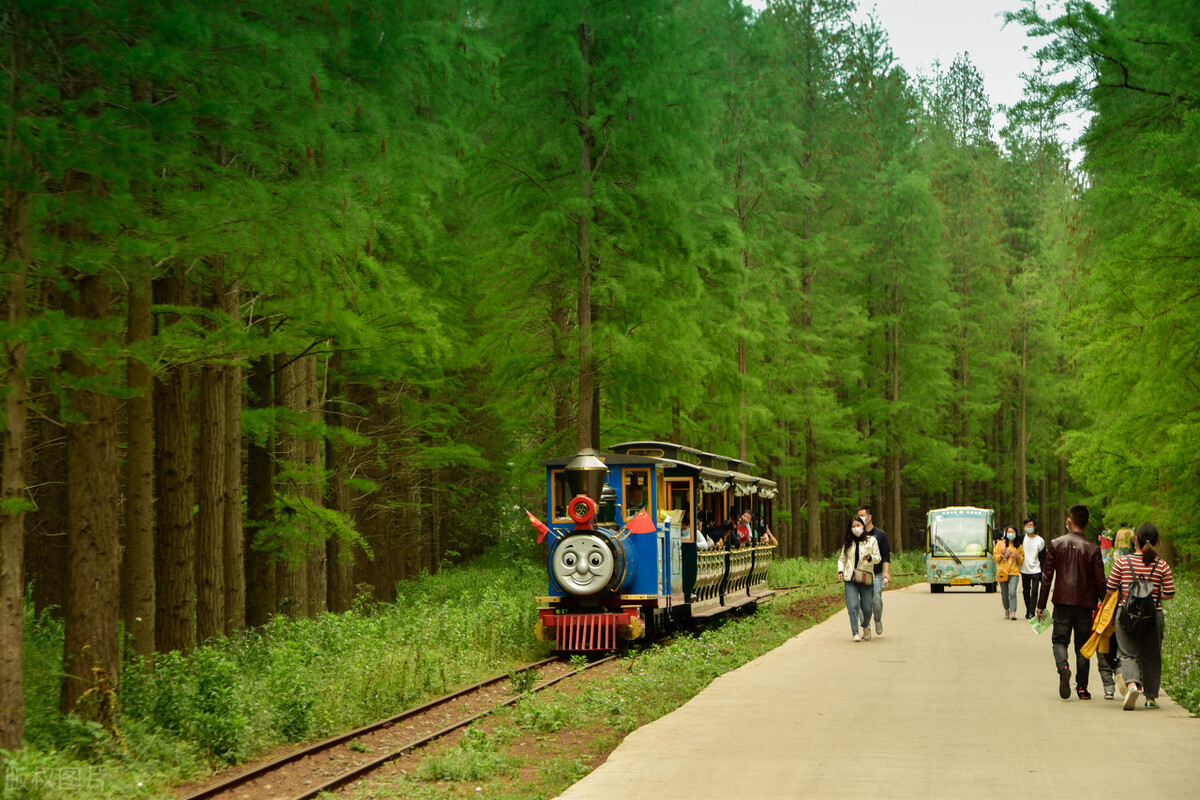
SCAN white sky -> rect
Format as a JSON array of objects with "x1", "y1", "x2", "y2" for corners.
[{"x1": 750, "y1": 0, "x2": 1089, "y2": 156}]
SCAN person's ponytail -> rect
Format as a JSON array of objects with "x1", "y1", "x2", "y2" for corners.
[{"x1": 1135, "y1": 522, "x2": 1159, "y2": 567}]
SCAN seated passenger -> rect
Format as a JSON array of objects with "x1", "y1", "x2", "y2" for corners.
[
  {"x1": 625, "y1": 486, "x2": 647, "y2": 517},
  {"x1": 736, "y1": 511, "x2": 753, "y2": 547}
]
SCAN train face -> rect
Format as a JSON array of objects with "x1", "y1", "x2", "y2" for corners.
[{"x1": 532, "y1": 442, "x2": 779, "y2": 653}]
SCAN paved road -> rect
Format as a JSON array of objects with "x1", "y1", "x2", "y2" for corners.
[{"x1": 558, "y1": 583, "x2": 1199, "y2": 800}]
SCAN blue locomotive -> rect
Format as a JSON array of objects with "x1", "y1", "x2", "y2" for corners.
[{"x1": 532, "y1": 442, "x2": 777, "y2": 651}]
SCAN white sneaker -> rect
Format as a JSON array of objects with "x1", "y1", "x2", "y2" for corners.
[
  {"x1": 1123, "y1": 683, "x2": 1141, "y2": 711},
  {"x1": 875, "y1": 619, "x2": 883, "y2": 636},
  {"x1": 861, "y1": 625, "x2": 872, "y2": 641},
  {"x1": 853, "y1": 633, "x2": 861, "y2": 642}
]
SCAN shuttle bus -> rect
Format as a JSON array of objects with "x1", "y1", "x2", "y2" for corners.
[{"x1": 925, "y1": 506, "x2": 997, "y2": 593}]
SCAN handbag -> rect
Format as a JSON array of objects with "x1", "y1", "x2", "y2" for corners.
[{"x1": 852, "y1": 568, "x2": 874, "y2": 585}]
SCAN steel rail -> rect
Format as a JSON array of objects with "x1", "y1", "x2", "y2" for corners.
[
  {"x1": 180, "y1": 656, "x2": 562, "y2": 800},
  {"x1": 291, "y1": 654, "x2": 618, "y2": 800}
]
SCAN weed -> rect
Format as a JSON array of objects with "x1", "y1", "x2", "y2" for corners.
[
  {"x1": 509, "y1": 668, "x2": 538, "y2": 695},
  {"x1": 347, "y1": 737, "x2": 372, "y2": 753},
  {"x1": 415, "y1": 728, "x2": 520, "y2": 782}
]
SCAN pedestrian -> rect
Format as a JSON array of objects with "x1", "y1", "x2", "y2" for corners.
[
  {"x1": 1105, "y1": 523, "x2": 1176, "y2": 711},
  {"x1": 1036, "y1": 504, "x2": 1106, "y2": 700},
  {"x1": 993, "y1": 525, "x2": 1024, "y2": 619},
  {"x1": 857, "y1": 504, "x2": 890, "y2": 637},
  {"x1": 1019, "y1": 518, "x2": 1045, "y2": 619},
  {"x1": 837, "y1": 516, "x2": 881, "y2": 643}
]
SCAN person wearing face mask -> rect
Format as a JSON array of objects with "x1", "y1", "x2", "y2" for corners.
[
  {"x1": 856, "y1": 505, "x2": 890, "y2": 636},
  {"x1": 994, "y1": 525, "x2": 1025, "y2": 619},
  {"x1": 837, "y1": 517, "x2": 882, "y2": 642},
  {"x1": 1019, "y1": 518, "x2": 1045, "y2": 619}
]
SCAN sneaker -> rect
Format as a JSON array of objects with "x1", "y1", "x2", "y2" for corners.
[
  {"x1": 1145, "y1": 699, "x2": 1159, "y2": 709},
  {"x1": 1025, "y1": 613, "x2": 1033, "y2": 620},
  {"x1": 1059, "y1": 666, "x2": 1071, "y2": 699},
  {"x1": 1123, "y1": 683, "x2": 1141, "y2": 711},
  {"x1": 861, "y1": 625, "x2": 872, "y2": 641},
  {"x1": 875, "y1": 619, "x2": 883, "y2": 636},
  {"x1": 1004, "y1": 611, "x2": 1011, "y2": 619},
  {"x1": 853, "y1": 633, "x2": 861, "y2": 642},
  {"x1": 1104, "y1": 690, "x2": 1115, "y2": 700},
  {"x1": 1076, "y1": 686, "x2": 1092, "y2": 700},
  {"x1": 1011, "y1": 614, "x2": 1019, "y2": 621}
]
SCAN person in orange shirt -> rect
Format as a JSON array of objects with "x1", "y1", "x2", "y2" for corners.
[{"x1": 993, "y1": 525, "x2": 1025, "y2": 620}]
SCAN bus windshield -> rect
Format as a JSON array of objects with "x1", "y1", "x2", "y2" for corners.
[{"x1": 931, "y1": 517, "x2": 989, "y2": 557}]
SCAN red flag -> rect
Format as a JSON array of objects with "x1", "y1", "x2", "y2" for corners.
[
  {"x1": 526, "y1": 510, "x2": 550, "y2": 544},
  {"x1": 625, "y1": 508, "x2": 656, "y2": 535}
]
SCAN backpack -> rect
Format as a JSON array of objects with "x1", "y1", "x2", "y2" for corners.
[{"x1": 1119, "y1": 557, "x2": 1161, "y2": 636}]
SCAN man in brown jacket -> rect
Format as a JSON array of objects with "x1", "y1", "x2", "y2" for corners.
[{"x1": 1036, "y1": 504, "x2": 1106, "y2": 700}]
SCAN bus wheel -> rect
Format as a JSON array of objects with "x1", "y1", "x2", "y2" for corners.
[
  {"x1": 985, "y1": 582, "x2": 997, "y2": 593},
  {"x1": 930, "y1": 584, "x2": 944, "y2": 593}
]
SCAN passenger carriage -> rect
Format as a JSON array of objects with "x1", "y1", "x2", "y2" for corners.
[{"x1": 534, "y1": 442, "x2": 777, "y2": 651}]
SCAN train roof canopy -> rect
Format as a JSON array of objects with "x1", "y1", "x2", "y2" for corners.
[{"x1": 608, "y1": 441, "x2": 756, "y2": 471}]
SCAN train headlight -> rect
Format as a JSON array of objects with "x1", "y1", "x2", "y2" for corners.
[{"x1": 550, "y1": 533, "x2": 615, "y2": 596}]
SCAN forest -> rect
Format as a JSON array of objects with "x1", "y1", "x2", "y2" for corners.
[{"x1": 0, "y1": 0, "x2": 1196, "y2": 753}]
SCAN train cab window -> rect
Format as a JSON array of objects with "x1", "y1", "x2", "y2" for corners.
[
  {"x1": 666, "y1": 479, "x2": 694, "y2": 542},
  {"x1": 622, "y1": 468, "x2": 650, "y2": 521},
  {"x1": 550, "y1": 470, "x2": 572, "y2": 522}
]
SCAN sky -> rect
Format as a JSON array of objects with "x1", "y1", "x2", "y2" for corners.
[{"x1": 750, "y1": 0, "x2": 1090, "y2": 154}]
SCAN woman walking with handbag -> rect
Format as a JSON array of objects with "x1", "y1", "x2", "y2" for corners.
[
  {"x1": 1104, "y1": 523, "x2": 1176, "y2": 710},
  {"x1": 838, "y1": 517, "x2": 882, "y2": 642},
  {"x1": 994, "y1": 525, "x2": 1025, "y2": 619}
]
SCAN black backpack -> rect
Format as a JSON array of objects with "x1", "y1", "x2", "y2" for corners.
[{"x1": 1119, "y1": 557, "x2": 1161, "y2": 636}]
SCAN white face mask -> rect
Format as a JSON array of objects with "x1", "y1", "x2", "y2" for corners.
[
  {"x1": 1024, "y1": 527, "x2": 1035, "y2": 534},
  {"x1": 852, "y1": 527, "x2": 864, "y2": 537},
  {"x1": 1006, "y1": 533, "x2": 1016, "y2": 540}
]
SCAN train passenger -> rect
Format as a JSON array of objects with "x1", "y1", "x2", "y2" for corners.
[
  {"x1": 858, "y1": 505, "x2": 890, "y2": 637},
  {"x1": 1019, "y1": 518, "x2": 1045, "y2": 620},
  {"x1": 1106, "y1": 523, "x2": 1176, "y2": 710},
  {"x1": 735, "y1": 511, "x2": 753, "y2": 547},
  {"x1": 837, "y1": 517, "x2": 881, "y2": 642},
  {"x1": 757, "y1": 517, "x2": 778, "y2": 546}
]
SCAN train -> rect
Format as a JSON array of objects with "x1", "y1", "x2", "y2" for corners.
[{"x1": 529, "y1": 442, "x2": 777, "y2": 651}]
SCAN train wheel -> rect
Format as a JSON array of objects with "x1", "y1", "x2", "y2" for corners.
[
  {"x1": 985, "y1": 582, "x2": 997, "y2": 593},
  {"x1": 930, "y1": 583, "x2": 945, "y2": 593}
]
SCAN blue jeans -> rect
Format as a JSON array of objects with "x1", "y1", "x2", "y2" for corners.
[
  {"x1": 872, "y1": 572, "x2": 884, "y2": 625},
  {"x1": 844, "y1": 580, "x2": 874, "y2": 635},
  {"x1": 1000, "y1": 576, "x2": 1018, "y2": 613}
]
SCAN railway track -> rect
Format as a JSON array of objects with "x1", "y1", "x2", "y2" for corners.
[{"x1": 180, "y1": 654, "x2": 616, "y2": 800}]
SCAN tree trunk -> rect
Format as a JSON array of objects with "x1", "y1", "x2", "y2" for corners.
[
  {"x1": 324, "y1": 353, "x2": 352, "y2": 613},
  {"x1": 153, "y1": 271, "x2": 195, "y2": 654},
  {"x1": 245, "y1": 354, "x2": 276, "y2": 627},
  {"x1": 274, "y1": 353, "x2": 306, "y2": 616},
  {"x1": 805, "y1": 420, "x2": 821, "y2": 558},
  {"x1": 122, "y1": 275, "x2": 154, "y2": 655},
  {"x1": 195, "y1": 277, "x2": 227, "y2": 643},
  {"x1": 60, "y1": 274, "x2": 121, "y2": 714},
  {"x1": 575, "y1": 21, "x2": 597, "y2": 453},
  {"x1": 303, "y1": 355, "x2": 325, "y2": 616},
  {"x1": 26, "y1": 368, "x2": 67, "y2": 619},
  {"x1": 223, "y1": 280, "x2": 245, "y2": 633},
  {"x1": 0, "y1": 171, "x2": 30, "y2": 750}
]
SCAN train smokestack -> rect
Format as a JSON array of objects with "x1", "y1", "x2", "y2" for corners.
[{"x1": 564, "y1": 448, "x2": 607, "y2": 503}]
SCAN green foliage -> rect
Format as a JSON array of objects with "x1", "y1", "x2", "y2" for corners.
[{"x1": 416, "y1": 728, "x2": 520, "y2": 783}]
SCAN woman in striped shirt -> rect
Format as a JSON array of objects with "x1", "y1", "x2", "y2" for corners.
[{"x1": 1103, "y1": 523, "x2": 1176, "y2": 710}]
